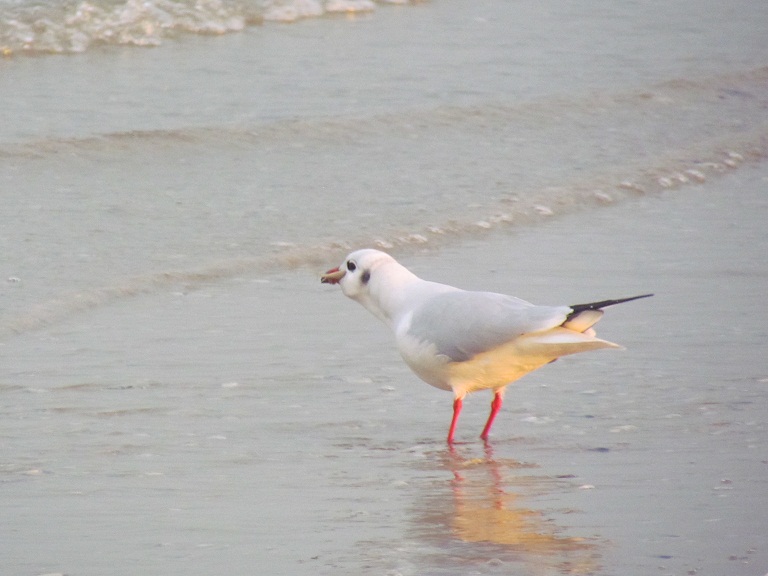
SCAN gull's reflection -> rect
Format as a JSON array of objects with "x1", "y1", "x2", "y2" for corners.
[{"x1": 413, "y1": 442, "x2": 602, "y2": 574}]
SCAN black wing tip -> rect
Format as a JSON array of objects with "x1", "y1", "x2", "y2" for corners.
[{"x1": 568, "y1": 293, "x2": 653, "y2": 316}]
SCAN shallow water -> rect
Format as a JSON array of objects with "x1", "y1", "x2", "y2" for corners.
[
  {"x1": 2, "y1": 0, "x2": 768, "y2": 574},
  {"x1": 3, "y1": 4, "x2": 768, "y2": 324},
  {"x1": 4, "y1": 166, "x2": 768, "y2": 575}
]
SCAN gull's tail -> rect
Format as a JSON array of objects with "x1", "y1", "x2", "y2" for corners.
[{"x1": 563, "y1": 293, "x2": 653, "y2": 333}]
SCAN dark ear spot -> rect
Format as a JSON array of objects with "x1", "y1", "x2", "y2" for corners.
[{"x1": 361, "y1": 270, "x2": 371, "y2": 285}]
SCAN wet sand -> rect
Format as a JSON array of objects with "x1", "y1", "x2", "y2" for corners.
[{"x1": 3, "y1": 165, "x2": 768, "y2": 575}]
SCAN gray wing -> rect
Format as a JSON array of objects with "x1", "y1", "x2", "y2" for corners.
[{"x1": 407, "y1": 290, "x2": 570, "y2": 362}]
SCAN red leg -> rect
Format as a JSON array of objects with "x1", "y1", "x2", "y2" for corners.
[
  {"x1": 480, "y1": 391, "x2": 504, "y2": 440},
  {"x1": 447, "y1": 397, "x2": 463, "y2": 444}
]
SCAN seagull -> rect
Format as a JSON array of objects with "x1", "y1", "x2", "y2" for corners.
[{"x1": 321, "y1": 249, "x2": 651, "y2": 443}]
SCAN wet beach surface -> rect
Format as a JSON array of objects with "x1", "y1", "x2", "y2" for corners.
[
  {"x1": 3, "y1": 1, "x2": 768, "y2": 573},
  {"x1": 3, "y1": 165, "x2": 767, "y2": 575}
]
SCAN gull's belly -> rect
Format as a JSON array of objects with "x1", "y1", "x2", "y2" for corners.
[
  {"x1": 396, "y1": 333, "x2": 455, "y2": 391},
  {"x1": 396, "y1": 332, "x2": 553, "y2": 395},
  {"x1": 445, "y1": 340, "x2": 554, "y2": 395},
  {"x1": 396, "y1": 326, "x2": 619, "y2": 396}
]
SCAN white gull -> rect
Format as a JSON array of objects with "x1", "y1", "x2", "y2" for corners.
[{"x1": 322, "y1": 249, "x2": 651, "y2": 443}]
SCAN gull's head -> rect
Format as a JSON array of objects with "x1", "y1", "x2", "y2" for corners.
[
  {"x1": 321, "y1": 249, "x2": 416, "y2": 323},
  {"x1": 321, "y1": 249, "x2": 395, "y2": 298}
]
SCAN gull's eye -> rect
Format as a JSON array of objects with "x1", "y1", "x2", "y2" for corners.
[{"x1": 347, "y1": 260, "x2": 357, "y2": 272}]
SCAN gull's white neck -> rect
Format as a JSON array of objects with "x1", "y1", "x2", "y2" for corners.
[{"x1": 355, "y1": 261, "x2": 456, "y2": 328}]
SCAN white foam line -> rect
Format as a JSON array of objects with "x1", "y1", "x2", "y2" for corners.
[{"x1": 2, "y1": 130, "x2": 766, "y2": 339}]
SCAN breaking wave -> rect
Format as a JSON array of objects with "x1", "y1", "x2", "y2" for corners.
[{"x1": 0, "y1": 0, "x2": 414, "y2": 56}]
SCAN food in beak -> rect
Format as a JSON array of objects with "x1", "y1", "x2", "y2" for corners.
[{"x1": 321, "y1": 267, "x2": 345, "y2": 284}]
